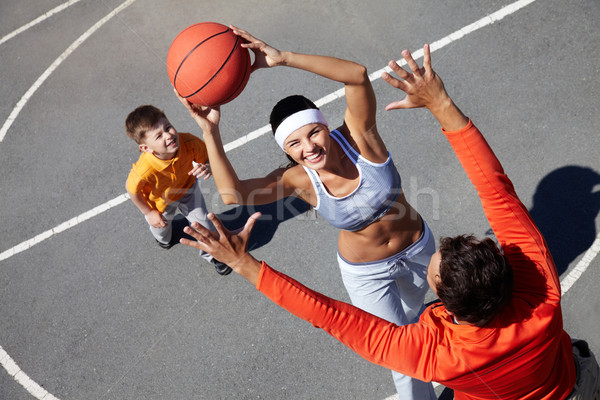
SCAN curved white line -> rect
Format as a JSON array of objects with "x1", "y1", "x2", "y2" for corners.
[
  {"x1": 230, "y1": 0, "x2": 538, "y2": 152},
  {"x1": 0, "y1": 2, "x2": 138, "y2": 399},
  {"x1": 0, "y1": 0, "x2": 84, "y2": 46},
  {"x1": 0, "y1": 345, "x2": 59, "y2": 400},
  {"x1": 0, "y1": 0, "x2": 138, "y2": 144}
]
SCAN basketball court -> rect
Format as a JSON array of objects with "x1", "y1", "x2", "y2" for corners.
[{"x1": 1, "y1": 0, "x2": 599, "y2": 398}]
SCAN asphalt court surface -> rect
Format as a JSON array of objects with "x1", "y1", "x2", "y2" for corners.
[{"x1": 1, "y1": 0, "x2": 599, "y2": 399}]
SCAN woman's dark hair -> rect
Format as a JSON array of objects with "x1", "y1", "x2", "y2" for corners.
[
  {"x1": 270, "y1": 95, "x2": 319, "y2": 166},
  {"x1": 436, "y1": 235, "x2": 513, "y2": 327}
]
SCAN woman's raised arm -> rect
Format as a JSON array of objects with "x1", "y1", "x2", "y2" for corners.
[
  {"x1": 231, "y1": 26, "x2": 385, "y2": 160},
  {"x1": 176, "y1": 91, "x2": 298, "y2": 205}
]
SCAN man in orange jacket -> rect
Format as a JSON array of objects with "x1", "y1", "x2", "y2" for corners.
[{"x1": 181, "y1": 45, "x2": 599, "y2": 399}]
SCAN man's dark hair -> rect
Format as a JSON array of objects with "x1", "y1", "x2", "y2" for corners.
[{"x1": 437, "y1": 235, "x2": 513, "y2": 327}]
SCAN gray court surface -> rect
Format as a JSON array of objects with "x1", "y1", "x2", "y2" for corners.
[{"x1": 1, "y1": 0, "x2": 599, "y2": 399}]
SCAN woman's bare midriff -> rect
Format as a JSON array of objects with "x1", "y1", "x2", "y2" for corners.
[{"x1": 336, "y1": 193, "x2": 425, "y2": 263}]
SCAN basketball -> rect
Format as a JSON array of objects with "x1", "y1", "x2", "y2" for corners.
[{"x1": 167, "y1": 22, "x2": 251, "y2": 107}]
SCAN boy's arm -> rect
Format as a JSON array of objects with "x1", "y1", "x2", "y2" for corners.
[{"x1": 126, "y1": 188, "x2": 166, "y2": 228}]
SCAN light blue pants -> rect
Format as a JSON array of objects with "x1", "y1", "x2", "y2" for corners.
[
  {"x1": 337, "y1": 220, "x2": 436, "y2": 400},
  {"x1": 145, "y1": 182, "x2": 214, "y2": 262}
]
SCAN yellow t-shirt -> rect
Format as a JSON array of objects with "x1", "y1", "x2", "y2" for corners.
[{"x1": 126, "y1": 132, "x2": 208, "y2": 213}]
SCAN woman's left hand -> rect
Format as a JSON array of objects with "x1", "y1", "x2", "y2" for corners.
[{"x1": 230, "y1": 25, "x2": 285, "y2": 72}]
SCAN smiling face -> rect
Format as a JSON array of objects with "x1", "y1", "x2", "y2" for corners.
[
  {"x1": 139, "y1": 117, "x2": 179, "y2": 160},
  {"x1": 283, "y1": 123, "x2": 330, "y2": 169}
]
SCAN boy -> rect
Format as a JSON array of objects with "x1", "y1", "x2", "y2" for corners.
[{"x1": 125, "y1": 104, "x2": 231, "y2": 275}]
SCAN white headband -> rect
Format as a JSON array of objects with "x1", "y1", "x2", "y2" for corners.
[{"x1": 274, "y1": 109, "x2": 328, "y2": 149}]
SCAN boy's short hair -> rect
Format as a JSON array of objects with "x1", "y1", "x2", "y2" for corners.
[
  {"x1": 125, "y1": 105, "x2": 167, "y2": 144},
  {"x1": 437, "y1": 235, "x2": 513, "y2": 327}
]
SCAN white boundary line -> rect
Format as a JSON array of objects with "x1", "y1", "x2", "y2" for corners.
[
  {"x1": 0, "y1": 1, "x2": 138, "y2": 399},
  {"x1": 229, "y1": 0, "x2": 538, "y2": 152},
  {"x1": 561, "y1": 235, "x2": 600, "y2": 295},
  {"x1": 0, "y1": 0, "x2": 138, "y2": 144},
  {"x1": 0, "y1": 345, "x2": 59, "y2": 400},
  {"x1": 0, "y1": 0, "x2": 84, "y2": 46},
  {"x1": 0, "y1": 194, "x2": 129, "y2": 262}
]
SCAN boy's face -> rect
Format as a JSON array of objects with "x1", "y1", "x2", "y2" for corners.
[{"x1": 139, "y1": 118, "x2": 179, "y2": 160}]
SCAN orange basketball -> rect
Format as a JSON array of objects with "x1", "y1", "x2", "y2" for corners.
[{"x1": 167, "y1": 22, "x2": 251, "y2": 107}]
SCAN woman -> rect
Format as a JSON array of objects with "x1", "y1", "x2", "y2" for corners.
[{"x1": 177, "y1": 26, "x2": 436, "y2": 400}]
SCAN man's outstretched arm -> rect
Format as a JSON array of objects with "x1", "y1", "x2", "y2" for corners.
[{"x1": 383, "y1": 45, "x2": 560, "y2": 301}]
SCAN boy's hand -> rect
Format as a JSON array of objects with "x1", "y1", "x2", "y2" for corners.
[
  {"x1": 190, "y1": 161, "x2": 212, "y2": 180},
  {"x1": 146, "y1": 210, "x2": 167, "y2": 228}
]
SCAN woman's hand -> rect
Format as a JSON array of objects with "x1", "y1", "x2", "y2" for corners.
[
  {"x1": 230, "y1": 25, "x2": 285, "y2": 72},
  {"x1": 174, "y1": 89, "x2": 221, "y2": 133}
]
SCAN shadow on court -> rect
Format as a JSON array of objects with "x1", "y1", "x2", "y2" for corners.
[
  {"x1": 169, "y1": 197, "x2": 311, "y2": 250},
  {"x1": 530, "y1": 165, "x2": 600, "y2": 275},
  {"x1": 484, "y1": 165, "x2": 600, "y2": 276}
]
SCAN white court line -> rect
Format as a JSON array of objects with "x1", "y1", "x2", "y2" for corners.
[
  {"x1": 0, "y1": 1, "x2": 138, "y2": 399},
  {"x1": 0, "y1": 345, "x2": 59, "y2": 400},
  {"x1": 0, "y1": 194, "x2": 129, "y2": 262},
  {"x1": 0, "y1": 0, "x2": 138, "y2": 144},
  {"x1": 229, "y1": 0, "x2": 538, "y2": 151},
  {"x1": 0, "y1": 0, "x2": 84, "y2": 46},
  {"x1": 561, "y1": 235, "x2": 600, "y2": 295}
]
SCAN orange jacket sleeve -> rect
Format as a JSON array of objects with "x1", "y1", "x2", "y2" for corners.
[
  {"x1": 442, "y1": 120, "x2": 561, "y2": 304},
  {"x1": 256, "y1": 261, "x2": 437, "y2": 381}
]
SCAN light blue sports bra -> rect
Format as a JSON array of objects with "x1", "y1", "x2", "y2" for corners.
[{"x1": 302, "y1": 129, "x2": 402, "y2": 231}]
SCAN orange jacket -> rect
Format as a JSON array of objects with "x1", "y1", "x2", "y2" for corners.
[
  {"x1": 126, "y1": 133, "x2": 208, "y2": 213},
  {"x1": 256, "y1": 121, "x2": 575, "y2": 399}
]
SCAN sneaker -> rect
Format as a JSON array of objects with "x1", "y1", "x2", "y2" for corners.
[
  {"x1": 155, "y1": 239, "x2": 173, "y2": 249},
  {"x1": 211, "y1": 258, "x2": 232, "y2": 276}
]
